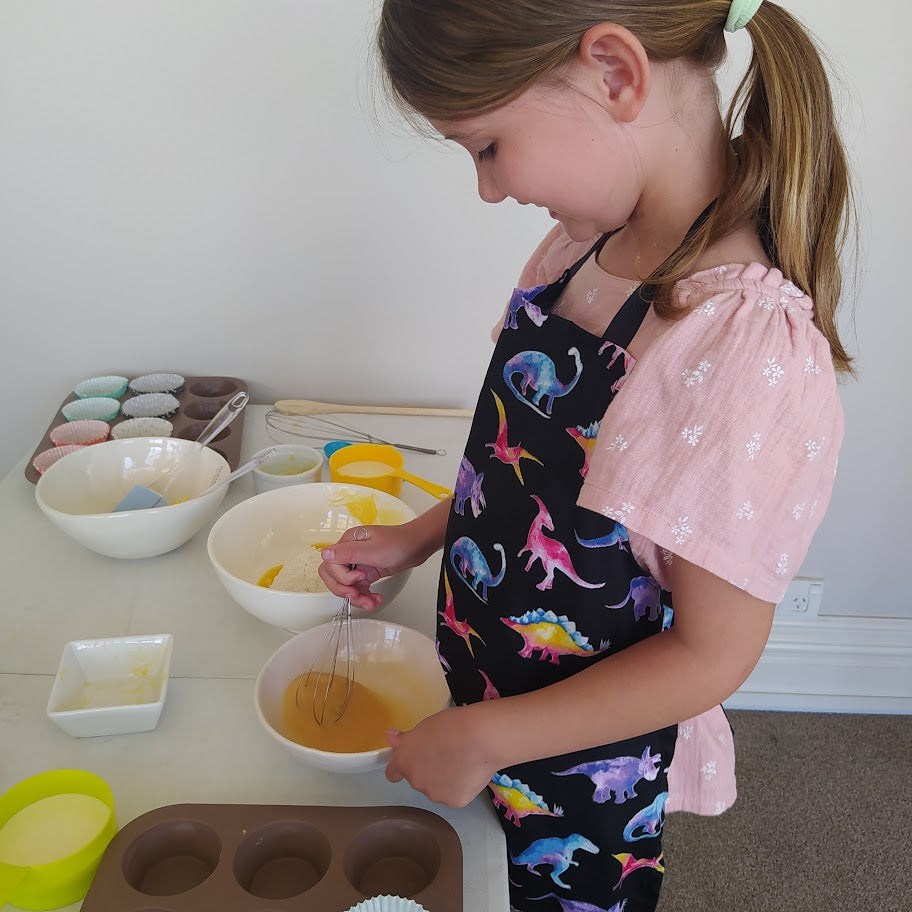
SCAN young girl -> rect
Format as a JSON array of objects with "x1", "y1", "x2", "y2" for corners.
[{"x1": 320, "y1": 1, "x2": 852, "y2": 909}]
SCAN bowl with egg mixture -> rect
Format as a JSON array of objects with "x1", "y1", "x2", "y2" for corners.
[
  {"x1": 255, "y1": 618, "x2": 451, "y2": 773},
  {"x1": 206, "y1": 482, "x2": 417, "y2": 633}
]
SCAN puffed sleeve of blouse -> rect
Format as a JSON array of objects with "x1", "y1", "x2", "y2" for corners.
[{"x1": 577, "y1": 264, "x2": 845, "y2": 604}]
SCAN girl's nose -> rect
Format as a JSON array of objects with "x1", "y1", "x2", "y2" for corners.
[{"x1": 476, "y1": 168, "x2": 507, "y2": 204}]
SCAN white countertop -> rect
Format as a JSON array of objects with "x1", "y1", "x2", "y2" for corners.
[{"x1": 0, "y1": 406, "x2": 509, "y2": 912}]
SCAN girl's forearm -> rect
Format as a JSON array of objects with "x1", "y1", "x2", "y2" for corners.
[{"x1": 408, "y1": 497, "x2": 451, "y2": 565}]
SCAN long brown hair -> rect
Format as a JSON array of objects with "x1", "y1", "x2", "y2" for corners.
[{"x1": 378, "y1": 0, "x2": 855, "y2": 373}]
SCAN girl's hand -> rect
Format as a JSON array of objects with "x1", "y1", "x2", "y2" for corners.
[
  {"x1": 384, "y1": 704, "x2": 498, "y2": 808},
  {"x1": 318, "y1": 522, "x2": 425, "y2": 611}
]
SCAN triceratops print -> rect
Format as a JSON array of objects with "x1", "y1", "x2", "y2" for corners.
[
  {"x1": 510, "y1": 833, "x2": 599, "y2": 889},
  {"x1": 438, "y1": 571, "x2": 485, "y2": 656},
  {"x1": 519, "y1": 495, "x2": 604, "y2": 591},
  {"x1": 528, "y1": 896, "x2": 628, "y2": 912},
  {"x1": 502, "y1": 609, "x2": 609, "y2": 665},
  {"x1": 486, "y1": 389, "x2": 542, "y2": 484},
  {"x1": 449, "y1": 536, "x2": 506, "y2": 603},
  {"x1": 565, "y1": 421, "x2": 600, "y2": 478},
  {"x1": 489, "y1": 772, "x2": 564, "y2": 827},
  {"x1": 623, "y1": 792, "x2": 668, "y2": 843},
  {"x1": 505, "y1": 284, "x2": 548, "y2": 329},
  {"x1": 503, "y1": 347, "x2": 583, "y2": 418},
  {"x1": 599, "y1": 340, "x2": 635, "y2": 393},
  {"x1": 553, "y1": 746, "x2": 662, "y2": 804},
  {"x1": 605, "y1": 576, "x2": 662, "y2": 622}
]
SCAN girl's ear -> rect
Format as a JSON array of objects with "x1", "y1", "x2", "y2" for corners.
[{"x1": 578, "y1": 24, "x2": 650, "y2": 123}]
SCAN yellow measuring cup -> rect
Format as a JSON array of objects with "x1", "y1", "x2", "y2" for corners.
[
  {"x1": 0, "y1": 769, "x2": 116, "y2": 910},
  {"x1": 329, "y1": 443, "x2": 452, "y2": 500}
]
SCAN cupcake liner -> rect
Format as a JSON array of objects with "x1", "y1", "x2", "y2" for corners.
[
  {"x1": 49, "y1": 419, "x2": 110, "y2": 447},
  {"x1": 62, "y1": 397, "x2": 121, "y2": 423},
  {"x1": 343, "y1": 898, "x2": 429, "y2": 912},
  {"x1": 73, "y1": 375, "x2": 128, "y2": 399},
  {"x1": 129, "y1": 372, "x2": 185, "y2": 395},
  {"x1": 121, "y1": 393, "x2": 180, "y2": 419},
  {"x1": 32, "y1": 444, "x2": 85, "y2": 474},
  {"x1": 110, "y1": 417, "x2": 174, "y2": 439}
]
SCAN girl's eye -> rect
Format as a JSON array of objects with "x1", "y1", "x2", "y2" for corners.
[{"x1": 477, "y1": 143, "x2": 496, "y2": 162}]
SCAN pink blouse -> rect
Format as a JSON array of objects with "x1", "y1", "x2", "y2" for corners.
[{"x1": 496, "y1": 224, "x2": 844, "y2": 815}]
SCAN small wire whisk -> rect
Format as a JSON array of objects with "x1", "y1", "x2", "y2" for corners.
[
  {"x1": 297, "y1": 588, "x2": 355, "y2": 726},
  {"x1": 265, "y1": 408, "x2": 446, "y2": 456}
]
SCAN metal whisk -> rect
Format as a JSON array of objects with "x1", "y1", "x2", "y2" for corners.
[
  {"x1": 296, "y1": 572, "x2": 355, "y2": 726},
  {"x1": 265, "y1": 408, "x2": 446, "y2": 456}
]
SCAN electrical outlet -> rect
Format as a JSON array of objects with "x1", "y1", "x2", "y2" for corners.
[{"x1": 775, "y1": 577, "x2": 823, "y2": 618}]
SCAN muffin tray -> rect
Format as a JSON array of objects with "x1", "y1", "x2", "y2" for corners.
[
  {"x1": 82, "y1": 803, "x2": 463, "y2": 911},
  {"x1": 25, "y1": 376, "x2": 248, "y2": 484}
]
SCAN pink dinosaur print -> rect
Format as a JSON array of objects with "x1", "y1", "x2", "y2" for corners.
[
  {"x1": 502, "y1": 609, "x2": 610, "y2": 665},
  {"x1": 486, "y1": 389, "x2": 542, "y2": 484},
  {"x1": 438, "y1": 571, "x2": 485, "y2": 657},
  {"x1": 611, "y1": 852, "x2": 665, "y2": 890},
  {"x1": 565, "y1": 421, "x2": 600, "y2": 478},
  {"x1": 598, "y1": 341, "x2": 635, "y2": 393},
  {"x1": 479, "y1": 669, "x2": 500, "y2": 700},
  {"x1": 518, "y1": 495, "x2": 605, "y2": 591}
]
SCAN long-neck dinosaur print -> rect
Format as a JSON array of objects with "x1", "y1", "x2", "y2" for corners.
[
  {"x1": 449, "y1": 535, "x2": 506, "y2": 603},
  {"x1": 503, "y1": 347, "x2": 583, "y2": 417}
]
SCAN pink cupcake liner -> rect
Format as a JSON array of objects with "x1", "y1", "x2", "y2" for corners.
[
  {"x1": 49, "y1": 419, "x2": 110, "y2": 447},
  {"x1": 32, "y1": 445, "x2": 86, "y2": 475}
]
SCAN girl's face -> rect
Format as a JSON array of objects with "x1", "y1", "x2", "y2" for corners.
[{"x1": 433, "y1": 78, "x2": 646, "y2": 242}]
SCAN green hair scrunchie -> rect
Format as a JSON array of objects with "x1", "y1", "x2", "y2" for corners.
[{"x1": 725, "y1": 0, "x2": 763, "y2": 32}]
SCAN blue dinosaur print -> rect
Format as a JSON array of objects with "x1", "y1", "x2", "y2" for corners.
[
  {"x1": 575, "y1": 522, "x2": 629, "y2": 552},
  {"x1": 503, "y1": 347, "x2": 583, "y2": 418},
  {"x1": 505, "y1": 284, "x2": 548, "y2": 329},
  {"x1": 454, "y1": 455, "x2": 486, "y2": 518},
  {"x1": 623, "y1": 792, "x2": 668, "y2": 843},
  {"x1": 605, "y1": 575, "x2": 662, "y2": 622},
  {"x1": 529, "y1": 895, "x2": 627, "y2": 912},
  {"x1": 662, "y1": 605, "x2": 674, "y2": 630},
  {"x1": 510, "y1": 833, "x2": 599, "y2": 889},
  {"x1": 449, "y1": 536, "x2": 506, "y2": 603},
  {"x1": 553, "y1": 746, "x2": 662, "y2": 804}
]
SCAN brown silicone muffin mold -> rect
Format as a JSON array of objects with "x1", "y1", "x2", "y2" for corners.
[
  {"x1": 25, "y1": 376, "x2": 248, "y2": 484},
  {"x1": 81, "y1": 803, "x2": 463, "y2": 912}
]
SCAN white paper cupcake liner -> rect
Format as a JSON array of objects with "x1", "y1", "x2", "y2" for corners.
[
  {"x1": 121, "y1": 393, "x2": 180, "y2": 419},
  {"x1": 111, "y1": 417, "x2": 174, "y2": 439},
  {"x1": 343, "y1": 898, "x2": 429, "y2": 912},
  {"x1": 129, "y1": 372, "x2": 185, "y2": 395}
]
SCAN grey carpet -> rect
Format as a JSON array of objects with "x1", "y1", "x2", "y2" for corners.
[{"x1": 658, "y1": 709, "x2": 912, "y2": 912}]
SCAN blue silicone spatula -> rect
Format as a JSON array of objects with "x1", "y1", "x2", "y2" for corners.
[{"x1": 113, "y1": 391, "x2": 249, "y2": 512}]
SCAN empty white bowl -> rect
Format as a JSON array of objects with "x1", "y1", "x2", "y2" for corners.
[
  {"x1": 207, "y1": 483, "x2": 416, "y2": 632},
  {"x1": 35, "y1": 437, "x2": 231, "y2": 559},
  {"x1": 255, "y1": 619, "x2": 450, "y2": 773},
  {"x1": 47, "y1": 634, "x2": 173, "y2": 737}
]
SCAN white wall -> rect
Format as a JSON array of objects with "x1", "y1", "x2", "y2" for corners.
[{"x1": 1, "y1": 2, "x2": 908, "y2": 619}]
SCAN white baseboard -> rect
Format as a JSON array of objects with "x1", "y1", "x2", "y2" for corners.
[{"x1": 724, "y1": 614, "x2": 912, "y2": 714}]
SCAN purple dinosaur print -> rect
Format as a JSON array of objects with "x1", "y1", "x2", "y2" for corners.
[
  {"x1": 623, "y1": 792, "x2": 668, "y2": 843},
  {"x1": 454, "y1": 455, "x2": 486, "y2": 518},
  {"x1": 510, "y1": 833, "x2": 599, "y2": 889},
  {"x1": 605, "y1": 575, "x2": 662, "y2": 621},
  {"x1": 519, "y1": 495, "x2": 604, "y2": 591},
  {"x1": 449, "y1": 535, "x2": 506, "y2": 603},
  {"x1": 575, "y1": 522, "x2": 629, "y2": 552},
  {"x1": 553, "y1": 747, "x2": 662, "y2": 804},
  {"x1": 503, "y1": 347, "x2": 583, "y2": 418},
  {"x1": 529, "y1": 895, "x2": 628, "y2": 912},
  {"x1": 598, "y1": 340, "x2": 635, "y2": 393},
  {"x1": 505, "y1": 284, "x2": 548, "y2": 329}
]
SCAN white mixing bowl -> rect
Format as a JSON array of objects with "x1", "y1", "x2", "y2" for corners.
[
  {"x1": 35, "y1": 437, "x2": 231, "y2": 559},
  {"x1": 207, "y1": 483, "x2": 417, "y2": 633},
  {"x1": 255, "y1": 619, "x2": 451, "y2": 773}
]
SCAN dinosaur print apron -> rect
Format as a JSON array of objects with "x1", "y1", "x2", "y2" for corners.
[{"x1": 440, "y1": 237, "x2": 676, "y2": 912}]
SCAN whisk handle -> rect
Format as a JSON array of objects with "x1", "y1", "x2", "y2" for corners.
[{"x1": 275, "y1": 399, "x2": 474, "y2": 419}]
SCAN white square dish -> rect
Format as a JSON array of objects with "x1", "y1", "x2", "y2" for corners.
[{"x1": 47, "y1": 634, "x2": 173, "y2": 737}]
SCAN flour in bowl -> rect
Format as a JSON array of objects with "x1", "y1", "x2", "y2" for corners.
[{"x1": 271, "y1": 548, "x2": 329, "y2": 593}]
